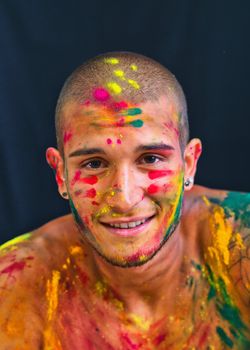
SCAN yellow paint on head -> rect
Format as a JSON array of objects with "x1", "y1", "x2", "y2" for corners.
[
  {"x1": 130, "y1": 64, "x2": 138, "y2": 71},
  {"x1": 104, "y1": 57, "x2": 119, "y2": 64},
  {"x1": 107, "y1": 81, "x2": 122, "y2": 95},
  {"x1": 127, "y1": 79, "x2": 140, "y2": 90},
  {"x1": 114, "y1": 69, "x2": 126, "y2": 80},
  {"x1": 0, "y1": 232, "x2": 32, "y2": 252}
]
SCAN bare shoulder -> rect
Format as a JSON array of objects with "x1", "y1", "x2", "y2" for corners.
[{"x1": 0, "y1": 214, "x2": 82, "y2": 348}]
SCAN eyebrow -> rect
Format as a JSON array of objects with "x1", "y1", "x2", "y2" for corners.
[
  {"x1": 69, "y1": 143, "x2": 175, "y2": 158},
  {"x1": 135, "y1": 143, "x2": 175, "y2": 152},
  {"x1": 69, "y1": 148, "x2": 105, "y2": 157}
]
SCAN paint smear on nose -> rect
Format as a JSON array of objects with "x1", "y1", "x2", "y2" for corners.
[
  {"x1": 93, "y1": 88, "x2": 110, "y2": 102},
  {"x1": 63, "y1": 131, "x2": 72, "y2": 144},
  {"x1": 148, "y1": 170, "x2": 174, "y2": 180},
  {"x1": 147, "y1": 184, "x2": 159, "y2": 194}
]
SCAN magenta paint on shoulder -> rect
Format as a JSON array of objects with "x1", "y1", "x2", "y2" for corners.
[
  {"x1": 153, "y1": 333, "x2": 166, "y2": 346},
  {"x1": 147, "y1": 184, "x2": 159, "y2": 194},
  {"x1": 63, "y1": 131, "x2": 72, "y2": 144},
  {"x1": 121, "y1": 332, "x2": 142, "y2": 350},
  {"x1": 117, "y1": 139, "x2": 122, "y2": 144},
  {"x1": 93, "y1": 88, "x2": 110, "y2": 102},
  {"x1": 106, "y1": 138, "x2": 112, "y2": 145},
  {"x1": 148, "y1": 170, "x2": 174, "y2": 180},
  {"x1": 1, "y1": 261, "x2": 26, "y2": 277}
]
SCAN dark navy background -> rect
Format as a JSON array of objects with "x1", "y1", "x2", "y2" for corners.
[{"x1": 0, "y1": 1, "x2": 249, "y2": 243}]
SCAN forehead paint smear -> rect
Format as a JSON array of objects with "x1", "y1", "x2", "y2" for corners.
[
  {"x1": 106, "y1": 82, "x2": 122, "y2": 95},
  {"x1": 93, "y1": 88, "x2": 110, "y2": 102},
  {"x1": 63, "y1": 131, "x2": 72, "y2": 144},
  {"x1": 104, "y1": 57, "x2": 119, "y2": 65}
]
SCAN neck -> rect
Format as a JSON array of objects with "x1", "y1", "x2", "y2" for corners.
[{"x1": 91, "y1": 222, "x2": 188, "y2": 318}]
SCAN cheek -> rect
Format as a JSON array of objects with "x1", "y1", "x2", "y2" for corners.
[{"x1": 146, "y1": 170, "x2": 176, "y2": 195}]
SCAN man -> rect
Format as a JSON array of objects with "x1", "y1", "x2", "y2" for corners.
[{"x1": 0, "y1": 52, "x2": 249, "y2": 350}]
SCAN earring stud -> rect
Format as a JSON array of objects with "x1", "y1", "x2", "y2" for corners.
[{"x1": 184, "y1": 178, "x2": 194, "y2": 187}]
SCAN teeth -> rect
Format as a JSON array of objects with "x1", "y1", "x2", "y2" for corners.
[{"x1": 109, "y1": 219, "x2": 146, "y2": 229}]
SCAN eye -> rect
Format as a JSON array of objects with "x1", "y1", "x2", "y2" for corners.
[
  {"x1": 139, "y1": 154, "x2": 163, "y2": 164},
  {"x1": 81, "y1": 159, "x2": 107, "y2": 169}
]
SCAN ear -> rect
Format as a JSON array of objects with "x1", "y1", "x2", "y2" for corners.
[
  {"x1": 183, "y1": 138, "x2": 202, "y2": 191},
  {"x1": 46, "y1": 147, "x2": 68, "y2": 200}
]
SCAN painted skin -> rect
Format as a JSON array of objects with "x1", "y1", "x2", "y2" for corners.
[{"x1": 0, "y1": 96, "x2": 250, "y2": 349}]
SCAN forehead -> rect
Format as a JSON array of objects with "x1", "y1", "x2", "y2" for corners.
[{"x1": 61, "y1": 95, "x2": 181, "y2": 149}]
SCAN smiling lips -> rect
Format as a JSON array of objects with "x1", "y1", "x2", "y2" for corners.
[{"x1": 100, "y1": 215, "x2": 155, "y2": 229}]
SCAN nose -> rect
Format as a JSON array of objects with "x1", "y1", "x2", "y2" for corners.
[{"x1": 105, "y1": 165, "x2": 143, "y2": 213}]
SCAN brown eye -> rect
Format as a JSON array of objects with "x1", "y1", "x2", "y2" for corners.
[
  {"x1": 82, "y1": 159, "x2": 107, "y2": 169},
  {"x1": 141, "y1": 155, "x2": 161, "y2": 164}
]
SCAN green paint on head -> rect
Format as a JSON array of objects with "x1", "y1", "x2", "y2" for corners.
[
  {"x1": 129, "y1": 119, "x2": 144, "y2": 128},
  {"x1": 122, "y1": 108, "x2": 142, "y2": 116},
  {"x1": 216, "y1": 327, "x2": 233, "y2": 348}
]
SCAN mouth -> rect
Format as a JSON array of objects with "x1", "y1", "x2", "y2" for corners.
[{"x1": 99, "y1": 215, "x2": 156, "y2": 237}]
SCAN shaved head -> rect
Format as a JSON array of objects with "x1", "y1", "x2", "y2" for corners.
[{"x1": 55, "y1": 52, "x2": 189, "y2": 153}]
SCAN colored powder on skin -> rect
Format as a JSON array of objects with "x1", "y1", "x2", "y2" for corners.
[
  {"x1": 56, "y1": 172, "x2": 64, "y2": 187},
  {"x1": 106, "y1": 138, "x2": 112, "y2": 144},
  {"x1": 44, "y1": 271, "x2": 62, "y2": 350},
  {"x1": 121, "y1": 332, "x2": 142, "y2": 350},
  {"x1": 130, "y1": 64, "x2": 138, "y2": 71},
  {"x1": 0, "y1": 232, "x2": 31, "y2": 251},
  {"x1": 76, "y1": 267, "x2": 89, "y2": 285},
  {"x1": 113, "y1": 69, "x2": 126, "y2": 80},
  {"x1": 71, "y1": 170, "x2": 81, "y2": 186},
  {"x1": 115, "y1": 118, "x2": 125, "y2": 127},
  {"x1": 85, "y1": 188, "x2": 96, "y2": 198},
  {"x1": 46, "y1": 270, "x2": 61, "y2": 321},
  {"x1": 122, "y1": 107, "x2": 142, "y2": 116},
  {"x1": 104, "y1": 57, "x2": 119, "y2": 64},
  {"x1": 63, "y1": 131, "x2": 72, "y2": 144},
  {"x1": 82, "y1": 175, "x2": 98, "y2": 185},
  {"x1": 107, "y1": 82, "x2": 122, "y2": 94},
  {"x1": 153, "y1": 333, "x2": 166, "y2": 346},
  {"x1": 129, "y1": 313, "x2": 150, "y2": 331},
  {"x1": 0, "y1": 260, "x2": 26, "y2": 276},
  {"x1": 147, "y1": 184, "x2": 159, "y2": 194},
  {"x1": 112, "y1": 101, "x2": 128, "y2": 111},
  {"x1": 127, "y1": 79, "x2": 140, "y2": 89},
  {"x1": 93, "y1": 87, "x2": 110, "y2": 102},
  {"x1": 92, "y1": 201, "x2": 99, "y2": 206},
  {"x1": 74, "y1": 189, "x2": 82, "y2": 196},
  {"x1": 69, "y1": 246, "x2": 82, "y2": 255},
  {"x1": 216, "y1": 327, "x2": 233, "y2": 348},
  {"x1": 129, "y1": 119, "x2": 144, "y2": 128},
  {"x1": 117, "y1": 139, "x2": 122, "y2": 144},
  {"x1": 148, "y1": 170, "x2": 173, "y2": 180}
]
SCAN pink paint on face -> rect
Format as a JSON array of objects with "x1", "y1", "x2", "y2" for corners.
[
  {"x1": 91, "y1": 201, "x2": 99, "y2": 206},
  {"x1": 148, "y1": 169, "x2": 173, "y2": 180},
  {"x1": 93, "y1": 88, "x2": 110, "y2": 102},
  {"x1": 147, "y1": 184, "x2": 159, "y2": 194},
  {"x1": 74, "y1": 190, "x2": 82, "y2": 196},
  {"x1": 106, "y1": 138, "x2": 112, "y2": 145},
  {"x1": 71, "y1": 170, "x2": 98, "y2": 186},
  {"x1": 85, "y1": 188, "x2": 96, "y2": 198},
  {"x1": 117, "y1": 139, "x2": 122, "y2": 144},
  {"x1": 164, "y1": 121, "x2": 179, "y2": 137},
  {"x1": 63, "y1": 131, "x2": 72, "y2": 144},
  {"x1": 115, "y1": 118, "x2": 125, "y2": 127},
  {"x1": 112, "y1": 101, "x2": 128, "y2": 111}
]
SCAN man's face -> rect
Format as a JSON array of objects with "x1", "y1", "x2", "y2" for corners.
[{"x1": 60, "y1": 96, "x2": 187, "y2": 267}]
